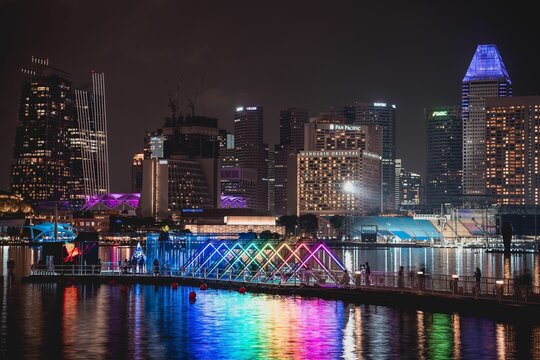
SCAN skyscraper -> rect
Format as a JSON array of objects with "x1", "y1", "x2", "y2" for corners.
[
  {"x1": 295, "y1": 117, "x2": 382, "y2": 217},
  {"x1": 11, "y1": 57, "x2": 75, "y2": 203},
  {"x1": 228, "y1": 106, "x2": 268, "y2": 210},
  {"x1": 329, "y1": 105, "x2": 355, "y2": 124},
  {"x1": 486, "y1": 96, "x2": 540, "y2": 205},
  {"x1": 355, "y1": 102, "x2": 397, "y2": 212},
  {"x1": 74, "y1": 72, "x2": 110, "y2": 197},
  {"x1": 426, "y1": 106, "x2": 462, "y2": 208},
  {"x1": 279, "y1": 107, "x2": 309, "y2": 149},
  {"x1": 139, "y1": 114, "x2": 222, "y2": 220},
  {"x1": 273, "y1": 108, "x2": 309, "y2": 216},
  {"x1": 462, "y1": 44, "x2": 512, "y2": 204}
]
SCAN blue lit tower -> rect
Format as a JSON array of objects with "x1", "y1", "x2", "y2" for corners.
[{"x1": 462, "y1": 45, "x2": 512, "y2": 205}]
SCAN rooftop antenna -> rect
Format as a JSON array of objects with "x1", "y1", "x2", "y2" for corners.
[
  {"x1": 166, "y1": 74, "x2": 183, "y2": 122},
  {"x1": 187, "y1": 75, "x2": 205, "y2": 118}
]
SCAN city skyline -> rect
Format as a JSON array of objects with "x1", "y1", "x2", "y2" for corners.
[{"x1": 2, "y1": 1, "x2": 540, "y2": 192}]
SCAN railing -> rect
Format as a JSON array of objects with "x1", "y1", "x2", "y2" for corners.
[{"x1": 29, "y1": 264, "x2": 540, "y2": 305}]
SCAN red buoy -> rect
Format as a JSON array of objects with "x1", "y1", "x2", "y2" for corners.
[
  {"x1": 239, "y1": 286, "x2": 246, "y2": 294},
  {"x1": 109, "y1": 279, "x2": 117, "y2": 286},
  {"x1": 120, "y1": 284, "x2": 129, "y2": 293},
  {"x1": 171, "y1": 282, "x2": 179, "y2": 290},
  {"x1": 200, "y1": 283, "x2": 208, "y2": 291},
  {"x1": 189, "y1": 291, "x2": 197, "y2": 301}
]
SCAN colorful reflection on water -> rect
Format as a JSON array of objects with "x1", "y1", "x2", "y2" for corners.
[{"x1": 1, "y1": 282, "x2": 540, "y2": 359}]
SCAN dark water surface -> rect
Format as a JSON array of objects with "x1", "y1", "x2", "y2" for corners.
[{"x1": 1, "y1": 245, "x2": 540, "y2": 359}]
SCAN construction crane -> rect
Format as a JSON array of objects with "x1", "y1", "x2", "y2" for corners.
[
  {"x1": 187, "y1": 75, "x2": 205, "y2": 118},
  {"x1": 165, "y1": 74, "x2": 183, "y2": 122}
]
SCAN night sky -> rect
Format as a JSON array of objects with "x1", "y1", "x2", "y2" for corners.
[{"x1": 2, "y1": 0, "x2": 540, "y2": 192}]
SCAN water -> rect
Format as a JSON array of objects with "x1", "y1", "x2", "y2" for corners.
[{"x1": 1, "y1": 245, "x2": 540, "y2": 359}]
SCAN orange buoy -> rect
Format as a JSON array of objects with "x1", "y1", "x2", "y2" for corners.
[
  {"x1": 239, "y1": 286, "x2": 246, "y2": 294},
  {"x1": 189, "y1": 291, "x2": 197, "y2": 301},
  {"x1": 171, "y1": 282, "x2": 179, "y2": 290},
  {"x1": 200, "y1": 283, "x2": 208, "y2": 291},
  {"x1": 120, "y1": 284, "x2": 129, "y2": 292}
]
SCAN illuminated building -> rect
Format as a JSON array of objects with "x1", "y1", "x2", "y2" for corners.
[
  {"x1": 354, "y1": 102, "x2": 397, "y2": 211},
  {"x1": 271, "y1": 108, "x2": 310, "y2": 216},
  {"x1": 426, "y1": 106, "x2": 462, "y2": 208},
  {"x1": 220, "y1": 167, "x2": 258, "y2": 208},
  {"x1": 131, "y1": 153, "x2": 144, "y2": 193},
  {"x1": 11, "y1": 56, "x2": 76, "y2": 203},
  {"x1": 226, "y1": 106, "x2": 268, "y2": 211},
  {"x1": 218, "y1": 129, "x2": 235, "y2": 168},
  {"x1": 399, "y1": 167, "x2": 422, "y2": 208},
  {"x1": 139, "y1": 113, "x2": 222, "y2": 220},
  {"x1": 462, "y1": 44, "x2": 512, "y2": 203},
  {"x1": 295, "y1": 117, "x2": 382, "y2": 216},
  {"x1": 140, "y1": 157, "x2": 217, "y2": 221},
  {"x1": 486, "y1": 96, "x2": 540, "y2": 205},
  {"x1": 184, "y1": 215, "x2": 285, "y2": 237},
  {"x1": 73, "y1": 72, "x2": 110, "y2": 197},
  {"x1": 279, "y1": 107, "x2": 309, "y2": 150}
]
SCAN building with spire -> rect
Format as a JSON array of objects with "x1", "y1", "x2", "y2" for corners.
[
  {"x1": 462, "y1": 44, "x2": 512, "y2": 205},
  {"x1": 74, "y1": 72, "x2": 110, "y2": 199}
]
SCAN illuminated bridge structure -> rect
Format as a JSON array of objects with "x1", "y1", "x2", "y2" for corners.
[{"x1": 182, "y1": 239, "x2": 347, "y2": 285}]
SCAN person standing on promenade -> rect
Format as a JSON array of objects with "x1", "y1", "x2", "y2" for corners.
[
  {"x1": 153, "y1": 259, "x2": 160, "y2": 276},
  {"x1": 340, "y1": 270, "x2": 350, "y2": 287},
  {"x1": 418, "y1": 267, "x2": 426, "y2": 291},
  {"x1": 474, "y1": 267, "x2": 481, "y2": 294},
  {"x1": 7, "y1": 258, "x2": 15, "y2": 281},
  {"x1": 365, "y1": 262, "x2": 371, "y2": 285}
]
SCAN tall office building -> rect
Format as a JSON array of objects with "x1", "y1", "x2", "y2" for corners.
[
  {"x1": 329, "y1": 105, "x2": 355, "y2": 125},
  {"x1": 486, "y1": 96, "x2": 540, "y2": 205},
  {"x1": 271, "y1": 108, "x2": 309, "y2": 216},
  {"x1": 426, "y1": 106, "x2": 462, "y2": 208},
  {"x1": 354, "y1": 102, "x2": 397, "y2": 212},
  {"x1": 399, "y1": 167, "x2": 422, "y2": 208},
  {"x1": 295, "y1": 118, "x2": 383, "y2": 217},
  {"x1": 131, "y1": 153, "x2": 144, "y2": 193},
  {"x1": 74, "y1": 72, "x2": 110, "y2": 197},
  {"x1": 139, "y1": 114, "x2": 222, "y2": 219},
  {"x1": 279, "y1": 108, "x2": 309, "y2": 150},
  {"x1": 11, "y1": 57, "x2": 76, "y2": 203},
  {"x1": 229, "y1": 106, "x2": 268, "y2": 210},
  {"x1": 462, "y1": 44, "x2": 512, "y2": 203}
]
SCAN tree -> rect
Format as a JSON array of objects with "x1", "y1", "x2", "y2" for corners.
[
  {"x1": 260, "y1": 230, "x2": 281, "y2": 239},
  {"x1": 329, "y1": 215, "x2": 345, "y2": 238},
  {"x1": 298, "y1": 214, "x2": 318, "y2": 236},
  {"x1": 277, "y1": 215, "x2": 298, "y2": 235}
]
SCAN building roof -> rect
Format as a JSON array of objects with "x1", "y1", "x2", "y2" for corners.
[
  {"x1": 81, "y1": 193, "x2": 140, "y2": 211},
  {"x1": 463, "y1": 44, "x2": 511, "y2": 83}
]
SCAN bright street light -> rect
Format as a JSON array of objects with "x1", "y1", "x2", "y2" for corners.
[{"x1": 343, "y1": 181, "x2": 355, "y2": 193}]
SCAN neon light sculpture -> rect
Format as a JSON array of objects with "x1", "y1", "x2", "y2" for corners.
[
  {"x1": 183, "y1": 239, "x2": 347, "y2": 285},
  {"x1": 25, "y1": 222, "x2": 77, "y2": 243}
]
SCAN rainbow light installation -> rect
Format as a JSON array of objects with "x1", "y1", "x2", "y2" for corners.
[{"x1": 183, "y1": 239, "x2": 347, "y2": 284}]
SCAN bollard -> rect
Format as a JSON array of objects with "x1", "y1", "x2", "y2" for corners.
[{"x1": 495, "y1": 280, "x2": 504, "y2": 303}]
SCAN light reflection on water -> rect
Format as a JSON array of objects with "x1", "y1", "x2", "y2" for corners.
[
  {"x1": 1, "y1": 246, "x2": 540, "y2": 359},
  {"x1": 1, "y1": 283, "x2": 539, "y2": 359}
]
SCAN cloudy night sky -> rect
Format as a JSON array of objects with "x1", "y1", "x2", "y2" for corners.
[{"x1": 1, "y1": 0, "x2": 539, "y2": 192}]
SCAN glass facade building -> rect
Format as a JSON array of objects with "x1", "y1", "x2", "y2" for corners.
[
  {"x1": 462, "y1": 44, "x2": 512, "y2": 203},
  {"x1": 426, "y1": 106, "x2": 462, "y2": 208}
]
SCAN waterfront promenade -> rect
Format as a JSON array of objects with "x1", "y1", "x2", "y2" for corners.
[{"x1": 23, "y1": 264, "x2": 540, "y2": 320}]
